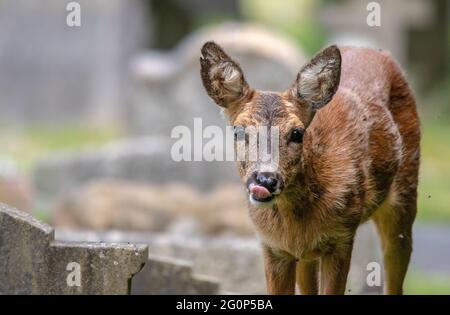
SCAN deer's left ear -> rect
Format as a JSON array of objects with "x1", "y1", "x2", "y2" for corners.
[{"x1": 291, "y1": 45, "x2": 341, "y2": 112}]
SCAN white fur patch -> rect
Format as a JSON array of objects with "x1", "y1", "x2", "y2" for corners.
[{"x1": 249, "y1": 195, "x2": 276, "y2": 208}]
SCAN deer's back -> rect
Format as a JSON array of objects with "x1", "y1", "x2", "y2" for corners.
[{"x1": 303, "y1": 46, "x2": 419, "y2": 221}]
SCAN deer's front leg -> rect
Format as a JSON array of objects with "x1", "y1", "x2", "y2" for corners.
[
  {"x1": 319, "y1": 242, "x2": 354, "y2": 295},
  {"x1": 262, "y1": 245, "x2": 296, "y2": 295}
]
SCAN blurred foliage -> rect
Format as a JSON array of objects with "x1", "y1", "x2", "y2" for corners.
[
  {"x1": 405, "y1": 272, "x2": 450, "y2": 294},
  {"x1": 239, "y1": 0, "x2": 326, "y2": 55},
  {"x1": 417, "y1": 119, "x2": 450, "y2": 222},
  {"x1": 192, "y1": 14, "x2": 240, "y2": 31},
  {"x1": 419, "y1": 76, "x2": 450, "y2": 120},
  {"x1": 0, "y1": 125, "x2": 122, "y2": 172}
]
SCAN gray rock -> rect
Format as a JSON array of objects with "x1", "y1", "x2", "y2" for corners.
[
  {"x1": 56, "y1": 222, "x2": 383, "y2": 295},
  {"x1": 0, "y1": 203, "x2": 221, "y2": 295},
  {"x1": 0, "y1": 203, "x2": 148, "y2": 294},
  {"x1": 132, "y1": 255, "x2": 220, "y2": 295}
]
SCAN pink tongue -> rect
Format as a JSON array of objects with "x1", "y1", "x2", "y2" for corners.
[{"x1": 250, "y1": 185, "x2": 272, "y2": 199}]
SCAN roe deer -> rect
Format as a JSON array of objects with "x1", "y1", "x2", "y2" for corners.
[{"x1": 200, "y1": 42, "x2": 420, "y2": 295}]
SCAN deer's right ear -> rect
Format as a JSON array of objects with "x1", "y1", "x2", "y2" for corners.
[
  {"x1": 291, "y1": 45, "x2": 341, "y2": 113},
  {"x1": 200, "y1": 41, "x2": 251, "y2": 108}
]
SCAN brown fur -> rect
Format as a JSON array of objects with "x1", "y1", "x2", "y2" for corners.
[{"x1": 200, "y1": 42, "x2": 420, "y2": 295}]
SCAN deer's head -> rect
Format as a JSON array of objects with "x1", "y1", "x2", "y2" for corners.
[{"x1": 200, "y1": 42, "x2": 341, "y2": 207}]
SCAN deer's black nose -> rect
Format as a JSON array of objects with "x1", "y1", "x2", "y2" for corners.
[{"x1": 255, "y1": 172, "x2": 280, "y2": 193}]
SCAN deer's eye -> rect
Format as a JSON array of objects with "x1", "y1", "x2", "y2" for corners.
[{"x1": 289, "y1": 128, "x2": 304, "y2": 143}]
